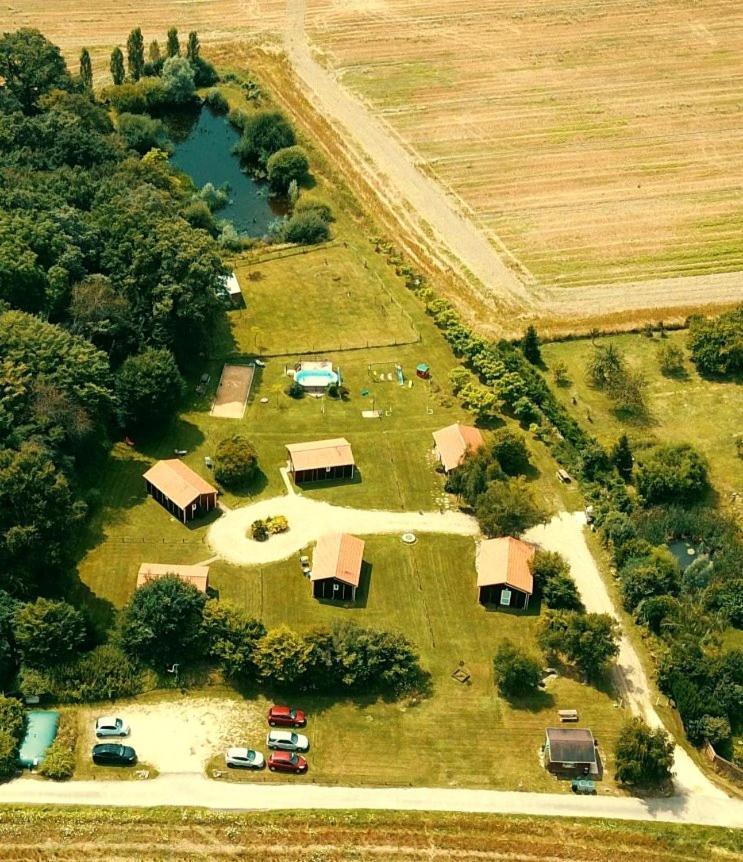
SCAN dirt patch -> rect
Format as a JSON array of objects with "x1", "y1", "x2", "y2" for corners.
[
  {"x1": 80, "y1": 697, "x2": 265, "y2": 774},
  {"x1": 211, "y1": 364, "x2": 255, "y2": 419}
]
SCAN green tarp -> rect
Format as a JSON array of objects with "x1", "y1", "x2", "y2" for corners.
[{"x1": 17, "y1": 710, "x2": 59, "y2": 768}]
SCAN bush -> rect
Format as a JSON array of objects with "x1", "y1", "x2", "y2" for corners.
[
  {"x1": 636, "y1": 444, "x2": 709, "y2": 506},
  {"x1": 51, "y1": 645, "x2": 143, "y2": 703},
  {"x1": 657, "y1": 342, "x2": 685, "y2": 376},
  {"x1": 250, "y1": 519, "x2": 269, "y2": 541},
  {"x1": 205, "y1": 88, "x2": 229, "y2": 114},
  {"x1": 542, "y1": 571, "x2": 584, "y2": 611},
  {"x1": 614, "y1": 717, "x2": 674, "y2": 788},
  {"x1": 283, "y1": 212, "x2": 330, "y2": 245},
  {"x1": 0, "y1": 729, "x2": 19, "y2": 781},
  {"x1": 213, "y1": 435, "x2": 258, "y2": 489},
  {"x1": 619, "y1": 547, "x2": 680, "y2": 612},
  {"x1": 266, "y1": 146, "x2": 309, "y2": 194},
  {"x1": 294, "y1": 195, "x2": 334, "y2": 223},
  {"x1": 38, "y1": 715, "x2": 76, "y2": 780},
  {"x1": 0, "y1": 695, "x2": 25, "y2": 742},
  {"x1": 117, "y1": 112, "x2": 171, "y2": 155},
  {"x1": 234, "y1": 110, "x2": 295, "y2": 166},
  {"x1": 286, "y1": 380, "x2": 304, "y2": 399},
  {"x1": 686, "y1": 714, "x2": 731, "y2": 749},
  {"x1": 687, "y1": 306, "x2": 743, "y2": 377},
  {"x1": 538, "y1": 610, "x2": 619, "y2": 681},
  {"x1": 14, "y1": 598, "x2": 86, "y2": 668},
  {"x1": 475, "y1": 477, "x2": 549, "y2": 538},
  {"x1": 266, "y1": 515, "x2": 288, "y2": 535},
  {"x1": 202, "y1": 600, "x2": 265, "y2": 679},
  {"x1": 161, "y1": 55, "x2": 196, "y2": 104},
  {"x1": 492, "y1": 430, "x2": 530, "y2": 476},
  {"x1": 493, "y1": 639, "x2": 542, "y2": 698}
]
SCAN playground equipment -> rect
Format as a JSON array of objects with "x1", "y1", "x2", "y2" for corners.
[
  {"x1": 396, "y1": 364, "x2": 404, "y2": 385},
  {"x1": 416, "y1": 363, "x2": 430, "y2": 379}
]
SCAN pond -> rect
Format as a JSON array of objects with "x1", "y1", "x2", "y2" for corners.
[
  {"x1": 163, "y1": 104, "x2": 287, "y2": 236},
  {"x1": 667, "y1": 539, "x2": 702, "y2": 570}
]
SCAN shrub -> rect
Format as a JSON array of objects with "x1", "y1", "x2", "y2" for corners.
[
  {"x1": 636, "y1": 444, "x2": 709, "y2": 506},
  {"x1": 542, "y1": 571, "x2": 584, "y2": 611},
  {"x1": 493, "y1": 639, "x2": 542, "y2": 698},
  {"x1": 250, "y1": 519, "x2": 269, "y2": 541},
  {"x1": 38, "y1": 715, "x2": 76, "y2": 780},
  {"x1": 286, "y1": 380, "x2": 304, "y2": 399},
  {"x1": 552, "y1": 361, "x2": 570, "y2": 387},
  {"x1": 283, "y1": 212, "x2": 330, "y2": 245},
  {"x1": 538, "y1": 610, "x2": 619, "y2": 681},
  {"x1": 266, "y1": 515, "x2": 288, "y2": 535},
  {"x1": 0, "y1": 729, "x2": 19, "y2": 781},
  {"x1": 475, "y1": 477, "x2": 549, "y2": 538},
  {"x1": 14, "y1": 598, "x2": 86, "y2": 668},
  {"x1": 687, "y1": 306, "x2": 743, "y2": 376},
  {"x1": 234, "y1": 110, "x2": 295, "y2": 166},
  {"x1": 266, "y1": 146, "x2": 309, "y2": 194},
  {"x1": 213, "y1": 435, "x2": 259, "y2": 489},
  {"x1": 614, "y1": 717, "x2": 674, "y2": 788},
  {"x1": 686, "y1": 714, "x2": 731, "y2": 749},
  {"x1": 55, "y1": 645, "x2": 143, "y2": 703},
  {"x1": 294, "y1": 195, "x2": 334, "y2": 223},
  {"x1": 117, "y1": 112, "x2": 171, "y2": 155},
  {"x1": 492, "y1": 430, "x2": 530, "y2": 476},
  {"x1": 202, "y1": 600, "x2": 265, "y2": 679},
  {"x1": 205, "y1": 88, "x2": 229, "y2": 114},
  {"x1": 0, "y1": 695, "x2": 25, "y2": 742},
  {"x1": 657, "y1": 342, "x2": 685, "y2": 376},
  {"x1": 619, "y1": 547, "x2": 680, "y2": 612}
]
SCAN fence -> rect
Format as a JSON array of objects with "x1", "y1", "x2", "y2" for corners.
[{"x1": 704, "y1": 741, "x2": 743, "y2": 787}]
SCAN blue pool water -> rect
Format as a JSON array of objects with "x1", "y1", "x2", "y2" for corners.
[{"x1": 295, "y1": 369, "x2": 339, "y2": 388}]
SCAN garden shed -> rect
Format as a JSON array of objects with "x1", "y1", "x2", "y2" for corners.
[
  {"x1": 286, "y1": 438, "x2": 355, "y2": 484},
  {"x1": 224, "y1": 271, "x2": 244, "y2": 307},
  {"x1": 311, "y1": 533, "x2": 365, "y2": 602},
  {"x1": 432, "y1": 422, "x2": 485, "y2": 473},
  {"x1": 476, "y1": 536, "x2": 535, "y2": 609},
  {"x1": 136, "y1": 563, "x2": 210, "y2": 592},
  {"x1": 18, "y1": 710, "x2": 59, "y2": 769},
  {"x1": 544, "y1": 727, "x2": 599, "y2": 776},
  {"x1": 143, "y1": 459, "x2": 218, "y2": 523}
]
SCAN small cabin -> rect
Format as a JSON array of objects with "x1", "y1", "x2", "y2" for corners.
[{"x1": 311, "y1": 533, "x2": 365, "y2": 602}]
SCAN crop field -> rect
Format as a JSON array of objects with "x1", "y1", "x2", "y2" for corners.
[
  {"x1": 2, "y1": 808, "x2": 741, "y2": 862},
  {"x1": 541, "y1": 330, "x2": 743, "y2": 501},
  {"x1": 306, "y1": 0, "x2": 743, "y2": 289}
]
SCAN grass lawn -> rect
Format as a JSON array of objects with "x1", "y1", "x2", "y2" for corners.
[
  {"x1": 228, "y1": 242, "x2": 419, "y2": 355},
  {"x1": 207, "y1": 534, "x2": 627, "y2": 792},
  {"x1": 541, "y1": 331, "x2": 743, "y2": 501}
]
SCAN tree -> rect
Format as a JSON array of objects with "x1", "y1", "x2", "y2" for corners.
[
  {"x1": 117, "y1": 112, "x2": 170, "y2": 155},
  {"x1": 0, "y1": 592, "x2": 20, "y2": 688},
  {"x1": 213, "y1": 435, "x2": 259, "y2": 489},
  {"x1": 607, "y1": 367, "x2": 647, "y2": 417},
  {"x1": 636, "y1": 444, "x2": 709, "y2": 505},
  {"x1": 161, "y1": 55, "x2": 195, "y2": 104},
  {"x1": 283, "y1": 212, "x2": 330, "y2": 245},
  {"x1": 253, "y1": 625, "x2": 310, "y2": 687},
  {"x1": 126, "y1": 28, "x2": 145, "y2": 81},
  {"x1": 110, "y1": 47, "x2": 125, "y2": 86},
  {"x1": 166, "y1": 27, "x2": 180, "y2": 58},
  {"x1": 186, "y1": 31, "x2": 200, "y2": 62},
  {"x1": 492, "y1": 430, "x2": 530, "y2": 476},
  {"x1": 115, "y1": 347, "x2": 184, "y2": 430},
  {"x1": 0, "y1": 28, "x2": 71, "y2": 113},
  {"x1": 614, "y1": 717, "x2": 673, "y2": 788},
  {"x1": 13, "y1": 598, "x2": 85, "y2": 668},
  {"x1": 657, "y1": 342, "x2": 685, "y2": 376},
  {"x1": 0, "y1": 695, "x2": 24, "y2": 779},
  {"x1": 493, "y1": 639, "x2": 542, "y2": 698},
  {"x1": 530, "y1": 551, "x2": 583, "y2": 611},
  {"x1": 612, "y1": 434, "x2": 634, "y2": 481},
  {"x1": 267, "y1": 146, "x2": 310, "y2": 194},
  {"x1": 148, "y1": 40, "x2": 161, "y2": 63},
  {"x1": 588, "y1": 344, "x2": 625, "y2": 388},
  {"x1": 119, "y1": 575, "x2": 207, "y2": 667},
  {"x1": 475, "y1": 477, "x2": 549, "y2": 538},
  {"x1": 0, "y1": 729, "x2": 20, "y2": 780},
  {"x1": 521, "y1": 325, "x2": 541, "y2": 364},
  {"x1": 202, "y1": 600, "x2": 265, "y2": 678},
  {"x1": 688, "y1": 306, "x2": 743, "y2": 377},
  {"x1": 331, "y1": 623, "x2": 423, "y2": 694},
  {"x1": 538, "y1": 610, "x2": 619, "y2": 681},
  {"x1": 79, "y1": 48, "x2": 93, "y2": 91},
  {"x1": 234, "y1": 110, "x2": 295, "y2": 166},
  {"x1": 619, "y1": 547, "x2": 680, "y2": 612},
  {"x1": 294, "y1": 196, "x2": 334, "y2": 223}
]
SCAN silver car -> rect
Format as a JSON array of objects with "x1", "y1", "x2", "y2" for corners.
[
  {"x1": 225, "y1": 747, "x2": 265, "y2": 769},
  {"x1": 95, "y1": 716, "x2": 130, "y2": 738},
  {"x1": 266, "y1": 730, "x2": 309, "y2": 752}
]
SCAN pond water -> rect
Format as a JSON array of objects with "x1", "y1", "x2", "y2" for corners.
[
  {"x1": 667, "y1": 539, "x2": 701, "y2": 570},
  {"x1": 164, "y1": 105, "x2": 287, "y2": 236}
]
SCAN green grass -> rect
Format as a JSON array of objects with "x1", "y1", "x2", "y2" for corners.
[
  {"x1": 228, "y1": 243, "x2": 419, "y2": 355},
  {"x1": 541, "y1": 330, "x2": 743, "y2": 499}
]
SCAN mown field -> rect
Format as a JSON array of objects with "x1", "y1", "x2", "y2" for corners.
[
  {"x1": 306, "y1": 0, "x2": 743, "y2": 288},
  {"x1": 541, "y1": 330, "x2": 743, "y2": 501},
  {"x1": 1, "y1": 807, "x2": 741, "y2": 861}
]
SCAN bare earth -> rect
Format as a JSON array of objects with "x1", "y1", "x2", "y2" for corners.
[
  {"x1": 207, "y1": 492, "x2": 479, "y2": 565},
  {"x1": 524, "y1": 512, "x2": 725, "y2": 800},
  {"x1": 210, "y1": 364, "x2": 254, "y2": 419}
]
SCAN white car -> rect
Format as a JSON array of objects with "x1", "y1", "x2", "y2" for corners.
[
  {"x1": 266, "y1": 730, "x2": 309, "y2": 752},
  {"x1": 95, "y1": 716, "x2": 130, "y2": 738},
  {"x1": 225, "y1": 748, "x2": 265, "y2": 769}
]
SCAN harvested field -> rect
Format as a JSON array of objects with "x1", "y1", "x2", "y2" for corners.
[
  {"x1": 0, "y1": 807, "x2": 740, "y2": 861},
  {"x1": 210, "y1": 363, "x2": 254, "y2": 419},
  {"x1": 305, "y1": 0, "x2": 743, "y2": 289}
]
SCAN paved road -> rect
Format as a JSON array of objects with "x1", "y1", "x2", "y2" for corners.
[
  {"x1": 0, "y1": 772, "x2": 741, "y2": 828},
  {"x1": 525, "y1": 513, "x2": 727, "y2": 800}
]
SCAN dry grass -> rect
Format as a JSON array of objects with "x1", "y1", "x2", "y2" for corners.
[
  {"x1": 0, "y1": 807, "x2": 740, "y2": 860},
  {"x1": 306, "y1": 0, "x2": 743, "y2": 289}
]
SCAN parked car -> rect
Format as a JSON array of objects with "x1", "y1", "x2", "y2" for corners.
[
  {"x1": 91, "y1": 743, "x2": 137, "y2": 766},
  {"x1": 225, "y1": 748, "x2": 265, "y2": 769},
  {"x1": 267, "y1": 705, "x2": 306, "y2": 728},
  {"x1": 95, "y1": 716, "x2": 130, "y2": 738},
  {"x1": 268, "y1": 750, "x2": 307, "y2": 774},
  {"x1": 266, "y1": 730, "x2": 309, "y2": 752}
]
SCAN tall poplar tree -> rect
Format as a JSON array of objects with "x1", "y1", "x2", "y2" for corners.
[
  {"x1": 79, "y1": 47, "x2": 93, "y2": 91},
  {"x1": 186, "y1": 31, "x2": 200, "y2": 61},
  {"x1": 166, "y1": 27, "x2": 180, "y2": 57},
  {"x1": 126, "y1": 27, "x2": 145, "y2": 81},
  {"x1": 110, "y1": 46, "x2": 125, "y2": 85}
]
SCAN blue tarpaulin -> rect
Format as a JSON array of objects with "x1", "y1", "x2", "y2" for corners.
[{"x1": 17, "y1": 710, "x2": 59, "y2": 769}]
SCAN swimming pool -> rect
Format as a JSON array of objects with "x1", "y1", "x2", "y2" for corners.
[{"x1": 295, "y1": 368, "x2": 339, "y2": 388}]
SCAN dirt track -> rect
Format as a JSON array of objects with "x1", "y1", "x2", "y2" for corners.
[{"x1": 284, "y1": 0, "x2": 743, "y2": 323}]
